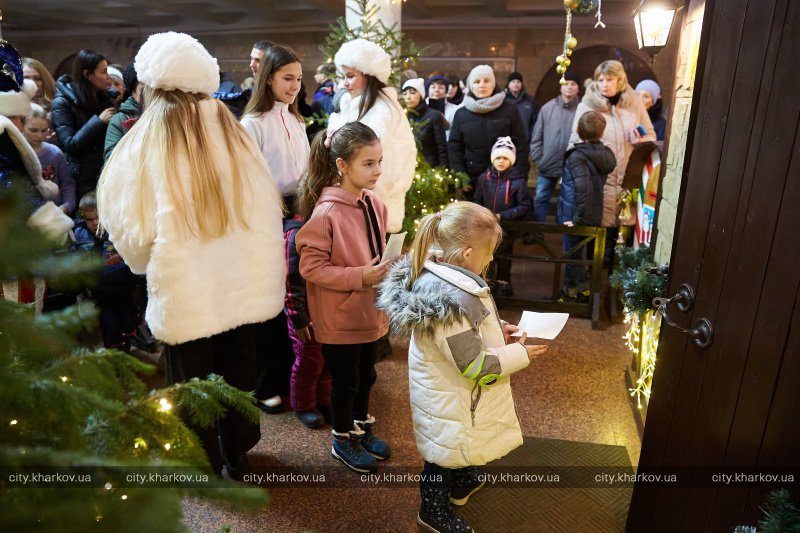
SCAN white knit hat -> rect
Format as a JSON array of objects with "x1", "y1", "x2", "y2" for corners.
[
  {"x1": 635, "y1": 79, "x2": 661, "y2": 101},
  {"x1": 402, "y1": 78, "x2": 425, "y2": 97},
  {"x1": 491, "y1": 136, "x2": 516, "y2": 166},
  {"x1": 107, "y1": 66, "x2": 124, "y2": 81},
  {"x1": 134, "y1": 32, "x2": 219, "y2": 95},
  {"x1": 467, "y1": 65, "x2": 496, "y2": 91},
  {"x1": 334, "y1": 38, "x2": 392, "y2": 84}
]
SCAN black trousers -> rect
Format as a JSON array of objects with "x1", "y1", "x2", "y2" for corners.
[
  {"x1": 421, "y1": 461, "x2": 480, "y2": 489},
  {"x1": 321, "y1": 341, "x2": 378, "y2": 433},
  {"x1": 254, "y1": 312, "x2": 294, "y2": 400},
  {"x1": 165, "y1": 322, "x2": 261, "y2": 474}
]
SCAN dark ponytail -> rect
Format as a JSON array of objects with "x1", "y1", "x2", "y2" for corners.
[{"x1": 298, "y1": 122, "x2": 380, "y2": 221}]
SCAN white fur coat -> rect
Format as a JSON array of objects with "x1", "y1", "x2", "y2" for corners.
[
  {"x1": 97, "y1": 99, "x2": 286, "y2": 345},
  {"x1": 328, "y1": 87, "x2": 416, "y2": 233}
]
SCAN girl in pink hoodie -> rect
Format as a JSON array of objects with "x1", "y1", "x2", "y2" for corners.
[{"x1": 295, "y1": 122, "x2": 394, "y2": 473}]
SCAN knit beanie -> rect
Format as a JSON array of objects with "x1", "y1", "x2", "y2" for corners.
[
  {"x1": 107, "y1": 66, "x2": 123, "y2": 81},
  {"x1": 507, "y1": 71, "x2": 523, "y2": 84},
  {"x1": 467, "y1": 65, "x2": 495, "y2": 91},
  {"x1": 334, "y1": 38, "x2": 392, "y2": 84},
  {"x1": 635, "y1": 79, "x2": 661, "y2": 101},
  {"x1": 123, "y1": 63, "x2": 139, "y2": 95},
  {"x1": 402, "y1": 78, "x2": 425, "y2": 97},
  {"x1": 424, "y1": 74, "x2": 450, "y2": 96},
  {"x1": 564, "y1": 71, "x2": 582, "y2": 84},
  {"x1": 0, "y1": 40, "x2": 37, "y2": 118},
  {"x1": 135, "y1": 32, "x2": 220, "y2": 95},
  {"x1": 491, "y1": 136, "x2": 516, "y2": 166}
]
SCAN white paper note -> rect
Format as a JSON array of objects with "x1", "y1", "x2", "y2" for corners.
[
  {"x1": 381, "y1": 232, "x2": 407, "y2": 262},
  {"x1": 510, "y1": 311, "x2": 569, "y2": 340}
]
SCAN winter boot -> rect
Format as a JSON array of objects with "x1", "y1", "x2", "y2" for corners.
[
  {"x1": 295, "y1": 409, "x2": 324, "y2": 429},
  {"x1": 418, "y1": 484, "x2": 474, "y2": 533},
  {"x1": 355, "y1": 415, "x2": 391, "y2": 460},
  {"x1": 450, "y1": 466, "x2": 486, "y2": 506},
  {"x1": 331, "y1": 428, "x2": 377, "y2": 473}
]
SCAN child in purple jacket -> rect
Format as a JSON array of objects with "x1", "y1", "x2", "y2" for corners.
[
  {"x1": 285, "y1": 212, "x2": 332, "y2": 429},
  {"x1": 474, "y1": 137, "x2": 533, "y2": 296},
  {"x1": 23, "y1": 103, "x2": 76, "y2": 214}
]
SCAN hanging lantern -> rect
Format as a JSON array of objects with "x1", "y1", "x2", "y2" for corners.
[{"x1": 633, "y1": 0, "x2": 677, "y2": 65}]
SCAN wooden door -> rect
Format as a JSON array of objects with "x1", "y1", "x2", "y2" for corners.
[{"x1": 626, "y1": 0, "x2": 800, "y2": 531}]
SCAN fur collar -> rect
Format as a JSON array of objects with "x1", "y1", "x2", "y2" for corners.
[
  {"x1": 582, "y1": 83, "x2": 638, "y2": 112},
  {"x1": 377, "y1": 255, "x2": 490, "y2": 338}
]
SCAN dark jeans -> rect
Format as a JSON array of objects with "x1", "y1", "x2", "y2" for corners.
[
  {"x1": 165, "y1": 322, "x2": 261, "y2": 474},
  {"x1": 322, "y1": 341, "x2": 378, "y2": 433},
  {"x1": 421, "y1": 461, "x2": 483, "y2": 490},
  {"x1": 563, "y1": 233, "x2": 588, "y2": 292},
  {"x1": 533, "y1": 175, "x2": 558, "y2": 222},
  {"x1": 255, "y1": 313, "x2": 294, "y2": 400}
]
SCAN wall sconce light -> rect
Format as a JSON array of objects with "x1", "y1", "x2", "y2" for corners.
[{"x1": 633, "y1": 0, "x2": 677, "y2": 66}]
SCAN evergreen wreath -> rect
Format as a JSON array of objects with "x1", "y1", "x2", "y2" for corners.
[{"x1": 609, "y1": 245, "x2": 666, "y2": 314}]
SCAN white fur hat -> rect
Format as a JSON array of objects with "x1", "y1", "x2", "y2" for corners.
[
  {"x1": 0, "y1": 79, "x2": 36, "y2": 118},
  {"x1": 134, "y1": 32, "x2": 219, "y2": 95},
  {"x1": 402, "y1": 78, "x2": 425, "y2": 97},
  {"x1": 334, "y1": 38, "x2": 392, "y2": 84},
  {"x1": 491, "y1": 136, "x2": 516, "y2": 166},
  {"x1": 467, "y1": 64, "x2": 496, "y2": 91}
]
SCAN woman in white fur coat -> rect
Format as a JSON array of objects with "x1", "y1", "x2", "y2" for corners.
[
  {"x1": 568, "y1": 60, "x2": 655, "y2": 264},
  {"x1": 327, "y1": 38, "x2": 416, "y2": 234},
  {"x1": 97, "y1": 32, "x2": 286, "y2": 477}
]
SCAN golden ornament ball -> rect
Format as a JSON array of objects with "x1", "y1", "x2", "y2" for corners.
[
  {"x1": 563, "y1": 0, "x2": 579, "y2": 9},
  {"x1": 563, "y1": 58, "x2": 571, "y2": 67},
  {"x1": 566, "y1": 36, "x2": 578, "y2": 49},
  {"x1": 556, "y1": 55, "x2": 566, "y2": 65},
  {"x1": 566, "y1": 49, "x2": 573, "y2": 57},
  {"x1": 559, "y1": 76, "x2": 567, "y2": 85},
  {"x1": 556, "y1": 65, "x2": 567, "y2": 74}
]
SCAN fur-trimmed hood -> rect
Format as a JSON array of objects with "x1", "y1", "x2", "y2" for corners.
[
  {"x1": 377, "y1": 254, "x2": 491, "y2": 338},
  {"x1": 581, "y1": 82, "x2": 639, "y2": 112}
]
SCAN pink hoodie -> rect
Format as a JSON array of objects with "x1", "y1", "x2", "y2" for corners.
[{"x1": 296, "y1": 186, "x2": 389, "y2": 344}]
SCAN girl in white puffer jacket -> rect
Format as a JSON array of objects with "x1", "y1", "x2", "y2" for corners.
[{"x1": 377, "y1": 202, "x2": 547, "y2": 533}]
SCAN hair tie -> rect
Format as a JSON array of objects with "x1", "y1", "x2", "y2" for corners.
[
  {"x1": 434, "y1": 211, "x2": 442, "y2": 220},
  {"x1": 324, "y1": 128, "x2": 337, "y2": 148}
]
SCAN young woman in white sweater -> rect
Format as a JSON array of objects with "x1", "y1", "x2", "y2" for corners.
[{"x1": 241, "y1": 44, "x2": 310, "y2": 209}]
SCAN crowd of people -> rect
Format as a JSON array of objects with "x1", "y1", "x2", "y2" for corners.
[{"x1": 1, "y1": 31, "x2": 665, "y2": 533}]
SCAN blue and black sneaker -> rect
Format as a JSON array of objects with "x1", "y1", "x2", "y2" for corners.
[
  {"x1": 331, "y1": 429, "x2": 377, "y2": 473},
  {"x1": 356, "y1": 415, "x2": 391, "y2": 460}
]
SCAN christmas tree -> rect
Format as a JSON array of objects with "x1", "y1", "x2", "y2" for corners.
[
  {"x1": 318, "y1": 0, "x2": 466, "y2": 240},
  {"x1": 0, "y1": 188, "x2": 267, "y2": 531}
]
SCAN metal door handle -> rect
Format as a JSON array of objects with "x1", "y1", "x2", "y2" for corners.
[{"x1": 653, "y1": 283, "x2": 714, "y2": 348}]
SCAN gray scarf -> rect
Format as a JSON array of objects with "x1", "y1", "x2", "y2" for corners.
[{"x1": 462, "y1": 92, "x2": 505, "y2": 114}]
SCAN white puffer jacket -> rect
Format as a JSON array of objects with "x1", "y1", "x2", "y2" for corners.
[
  {"x1": 328, "y1": 87, "x2": 416, "y2": 233},
  {"x1": 98, "y1": 99, "x2": 286, "y2": 345},
  {"x1": 378, "y1": 257, "x2": 530, "y2": 468},
  {"x1": 569, "y1": 83, "x2": 655, "y2": 227}
]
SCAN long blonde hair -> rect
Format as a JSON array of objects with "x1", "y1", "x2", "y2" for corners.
[
  {"x1": 409, "y1": 202, "x2": 503, "y2": 287},
  {"x1": 22, "y1": 57, "x2": 56, "y2": 108},
  {"x1": 101, "y1": 87, "x2": 256, "y2": 240}
]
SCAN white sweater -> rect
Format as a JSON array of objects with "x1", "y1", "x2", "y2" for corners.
[
  {"x1": 328, "y1": 87, "x2": 417, "y2": 233},
  {"x1": 241, "y1": 102, "x2": 310, "y2": 197},
  {"x1": 98, "y1": 99, "x2": 286, "y2": 345}
]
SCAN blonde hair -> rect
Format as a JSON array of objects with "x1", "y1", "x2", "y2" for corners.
[
  {"x1": 27, "y1": 103, "x2": 48, "y2": 121},
  {"x1": 409, "y1": 202, "x2": 503, "y2": 286},
  {"x1": 593, "y1": 60, "x2": 629, "y2": 92},
  {"x1": 100, "y1": 87, "x2": 256, "y2": 241},
  {"x1": 22, "y1": 57, "x2": 57, "y2": 108}
]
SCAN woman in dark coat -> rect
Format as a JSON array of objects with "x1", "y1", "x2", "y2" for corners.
[
  {"x1": 402, "y1": 78, "x2": 448, "y2": 167},
  {"x1": 447, "y1": 64, "x2": 530, "y2": 191},
  {"x1": 51, "y1": 49, "x2": 117, "y2": 199}
]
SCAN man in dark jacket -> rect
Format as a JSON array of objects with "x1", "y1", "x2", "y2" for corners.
[
  {"x1": 474, "y1": 137, "x2": 532, "y2": 296},
  {"x1": 504, "y1": 72, "x2": 539, "y2": 145},
  {"x1": 104, "y1": 64, "x2": 143, "y2": 161},
  {"x1": 402, "y1": 78, "x2": 449, "y2": 167},
  {"x1": 558, "y1": 111, "x2": 616, "y2": 299},
  {"x1": 530, "y1": 72, "x2": 581, "y2": 221},
  {"x1": 312, "y1": 63, "x2": 336, "y2": 115}
]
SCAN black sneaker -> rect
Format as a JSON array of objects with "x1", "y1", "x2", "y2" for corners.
[
  {"x1": 418, "y1": 485, "x2": 473, "y2": 533},
  {"x1": 295, "y1": 409, "x2": 323, "y2": 429},
  {"x1": 331, "y1": 431, "x2": 377, "y2": 473},
  {"x1": 450, "y1": 467, "x2": 485, "y2": 506}
]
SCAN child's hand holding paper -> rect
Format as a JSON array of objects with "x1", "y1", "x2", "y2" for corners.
[{"x1": 511, "y1": 311, "x2": 569, "y2": 340}]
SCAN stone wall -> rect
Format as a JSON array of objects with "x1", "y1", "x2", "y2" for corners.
[{"x1": 654, "y1": 0, "x2": 706, "y2": 265}]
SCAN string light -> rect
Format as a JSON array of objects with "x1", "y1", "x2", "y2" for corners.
[
  {"x1": 10, "y1": 419, "x2": 17, "y2": 426},
  {"x1": 624, "y1": 309, "x2": 661, "y2": 408},
  {"x1": 163, "y1": 443, "x2": 171, "y2": 451},
  {"x1": 104, "y1": 482, "x2": 113, "y2": 490},
  {"x1": 121, "y1": 495, "x2": 128, "y2": 501},
  {"x1": 133, "y1": 437, "x2": 147, "y2": 450},
  {"x1": 60, "y1": 376, "x2": 68, "y2": 382},
  {"x1": 158, "y1": 398, "x2": 173, "y2": 413}
]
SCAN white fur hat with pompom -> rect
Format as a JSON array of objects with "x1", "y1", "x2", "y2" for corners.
[
  {"x1": 134, "y1": 32, "x2": 219, "y2": 95},
  {"x1": 334, "y1": 38, "x2": 392, "y2": 84}
]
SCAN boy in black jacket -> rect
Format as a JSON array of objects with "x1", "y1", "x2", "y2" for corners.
[{"x1": 558, "y1": 111, "x2": 616, "y2": 299}]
